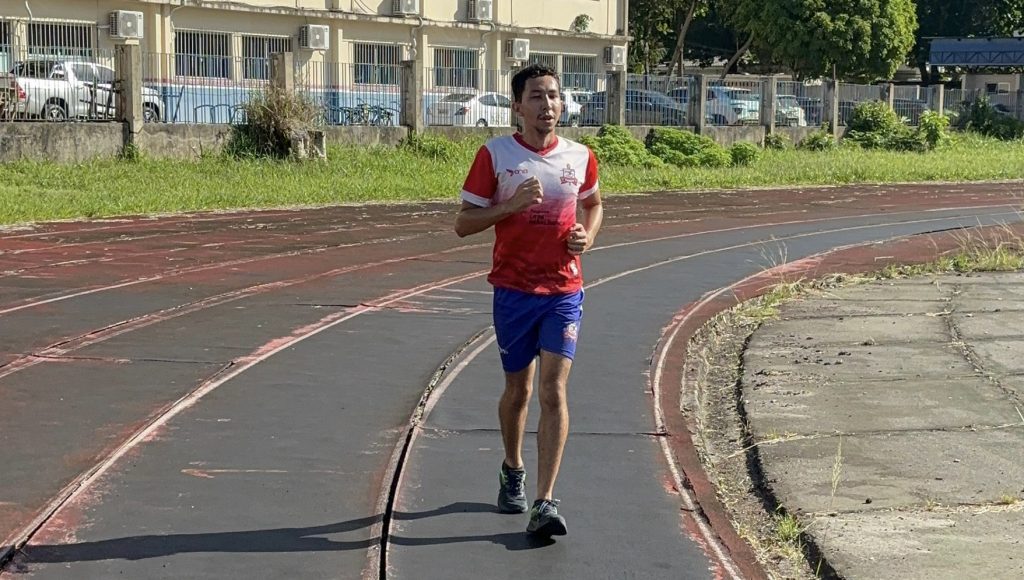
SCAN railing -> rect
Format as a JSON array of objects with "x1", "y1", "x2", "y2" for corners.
[
  {"x1": 837, "y1": 84, "x2": 883, "y2": 126},
  {"x1": 777, "y1": 81, "x2": 823, "y2": 127},
  {"x1": 2, "y1": 47, "x2": 119, "y2": 123},
  {"x1": 142, "y1": 52, "x2": 266, "y2": 124},
  {"x1": 424, "y1": 68, "x2": 514, "y2": 128},
  {"x1": 297, "y1": 60, "x2": 401, "y2": 127}
]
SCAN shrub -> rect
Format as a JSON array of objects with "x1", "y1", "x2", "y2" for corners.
[
  {"x1": 917, "y1": 110, "x2": 950, "y2": 149},
  {"x1": 844, "y1": 101, "x2": 916, "y2": 151},
  {"x1": 798, "y1": 129, "x2": 837, "y2": 151},
  {"x1": 955, "y1": 97, "x2": 1024, "y2": 141},
  {"x1": 400, "y1": 132, "x2": 462, "y2": 162},
  {"x1": 729, "y1": 142, "x2": 760, "y2": 166},
  {"x1": 645, "y1": 127, "x2": 732, "y2": 168},
  {"x1": 763, "y1": 133, "x2": 791, "y2": 150},
  {"x1": 225, "y1": 85, "x2": 322, "y2": 159},
  {"x1": 697, "y1": 147, "x2": 734, "y2": 168},
  {"x1": 580, "y1": 125, "x2": 663, "y2": 168}
]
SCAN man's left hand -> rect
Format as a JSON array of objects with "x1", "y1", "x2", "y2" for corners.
[{"x1": 567, "y1": 223, "x2": 590, "y2": 256}]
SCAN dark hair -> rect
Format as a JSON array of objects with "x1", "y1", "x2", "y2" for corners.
[{"x1": 511, "y1": 64, "x2": 560, "y2": 102}]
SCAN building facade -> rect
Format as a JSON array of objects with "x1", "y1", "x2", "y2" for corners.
[{"x1": 1, "y1": 1, "x2": 628, "y2": 92}]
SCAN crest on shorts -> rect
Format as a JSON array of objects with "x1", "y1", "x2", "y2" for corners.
[
  {"x1": 564, "y1": 322, "x2": 578, "y2": 341},
  {"x1": 560, "y1": 164, "x2": 579, "y2": 186}
]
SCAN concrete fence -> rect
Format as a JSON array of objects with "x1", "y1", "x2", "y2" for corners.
[{"x1": 2, "y1": 44, "x2": 1015, "y2": 162}]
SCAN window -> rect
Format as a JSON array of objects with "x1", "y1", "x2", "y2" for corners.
[
  {"x1": 529, "y1": 53, "x2": 558, "y2": 69},
  {"x1": 28, "y1": 21, "x2": 93, "y2": 57},
  {"x1": 70, "y1": 63, "x2": 96, "y2": 83},
  {"x1": 434, "y1": 47, "x2": 477, "y2": 89},
  {"x1": 0, "y1": 21, "x2": 10, "y2": 71},
  {"x1": 562, "y1": 55, "x2": 596, "y2": 91},
  {"x1": 96, "y1": 65, "x2": 115, "y2": 84},
  {"x1": 355, "y1": 43, "x2": 401, "y2": 85},
  {"x1": 175, "y1": 31, "x2": 230, "y2": 79},
  {"x1": 242, "y1": 35, "x2": 292, "y2": 80}
]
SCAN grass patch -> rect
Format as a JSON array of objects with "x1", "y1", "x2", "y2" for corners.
[{"x1": 1, "y1": 133, "x2": 1023, "y2": 225}]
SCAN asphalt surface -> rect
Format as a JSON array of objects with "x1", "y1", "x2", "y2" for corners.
[{"x1": 0, "y1": 183, "x2": 1021, "y2": 579}]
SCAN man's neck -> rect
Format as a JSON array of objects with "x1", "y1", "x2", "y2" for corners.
[{"x1": 518, "y1": 127, "x2": 558, "y2": 151}]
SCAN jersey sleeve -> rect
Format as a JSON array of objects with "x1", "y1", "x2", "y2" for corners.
[
  {"x1": 580, "y1": 147, "x2": 600, "y2": 199},
  {"x1": 461, "y1": 146, "x2": 497, "y2": 207}
]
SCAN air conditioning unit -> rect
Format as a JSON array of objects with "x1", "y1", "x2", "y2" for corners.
[
  {"x1": 299, "y1": 25, "x2": 330, "y2": 50},
  {"x1": 504, "y1": 38, "x2": 530, "y2": 62},
  {"x1": 467, "y1": 0, "x2": 493, "y2": 23},
  {"x1": 109, "y1": 10, "x2": 144, "y2": 39},
  {"x1": 603, "y1": 45, "x2": 627, "y2": 68},
  {"x1": 392, "y1": 0, "x2": 419, "y2": 16}
]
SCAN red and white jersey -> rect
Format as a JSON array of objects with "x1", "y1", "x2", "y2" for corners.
[{"x1": 462, "y1": 134, "x2": 599, "y2": 295}]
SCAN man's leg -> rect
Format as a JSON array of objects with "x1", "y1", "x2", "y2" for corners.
[
  {"x1": 535, "y1": 350, "x2": 571, "y2": 501},
  {"x1": 499, "y1": 360, "x2": 535, "y2": 470}
]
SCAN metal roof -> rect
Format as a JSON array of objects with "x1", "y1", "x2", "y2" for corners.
[{"x1": 929, "y1": 37, "x2": 1024, "y2": 67}]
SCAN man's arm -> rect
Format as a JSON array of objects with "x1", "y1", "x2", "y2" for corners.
[
  {"x1": 454, "y1": 177, "x2": 544, "y2": 238},
  {"x1": 568, "y1": 192, "x2": 603, "y2": 255}
]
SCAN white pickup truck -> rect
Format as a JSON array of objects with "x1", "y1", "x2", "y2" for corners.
[{"x1": 1, "y1": 59, "x2": 164, "y2": 122}]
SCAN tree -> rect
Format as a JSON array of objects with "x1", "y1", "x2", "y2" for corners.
[
  {"x1": 913, "y1": 0, "x2": 1024, "y2": 84},
  {"x1": 723, "y1": 0, "x2": 918, "y2": 81},
  {"x1": 665, "y1": 0, "x2": 709, "y2": 78},
  {"x1": 627, "y1": 0, "x2": 682, "y2": 73}
]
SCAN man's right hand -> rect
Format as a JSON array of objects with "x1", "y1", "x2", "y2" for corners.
[{"x1": 507, "y1": 177, "x2": 544, "y2": 213}]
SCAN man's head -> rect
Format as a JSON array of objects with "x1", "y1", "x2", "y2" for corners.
[{"x1": 511, "y1": 64, "x2": 562, "y2": 135}]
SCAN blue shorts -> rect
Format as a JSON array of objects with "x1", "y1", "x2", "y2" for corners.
[{"x1": 493, "y1": 287, "x2": 584, "y2": 373}]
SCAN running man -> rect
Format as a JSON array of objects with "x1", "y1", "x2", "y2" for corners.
[{"x1": 453, "y1": 63, "x2": 603, "y2": 537}]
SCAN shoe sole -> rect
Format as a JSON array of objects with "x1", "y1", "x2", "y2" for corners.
[
  {"x1": 527, "y1": 517, "x2": 567, "y2": 537},
  {"x1": 497, "y1": 504, "x2": 528, "y2": 514}
]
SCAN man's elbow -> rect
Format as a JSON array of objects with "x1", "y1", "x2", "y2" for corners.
[{"x1": 454, "y1": 220, "x2": 471, "y2": 238}]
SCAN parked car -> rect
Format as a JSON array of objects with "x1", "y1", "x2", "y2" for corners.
[
  {"x1": 580, "y1": 89, "x2": 686, "y2": 126},
  {"x1": 426, "y1": 92, "x2": 512, "y2": 127},
  {"x1": 706, "y1": 86, "x2": 760, "y2": 125},
  {"x1": 794, "y1": 96, "x2": 823, "y2": 126},
  {"x1": 559, "y1": 89, "x2": 591, "y2": 126},
  {"x1": 775, "y1": 94, "x2": 808, "y2": 127},
  {"x1": 4, "y1": 59, "x2": 164, "y2": 122}
]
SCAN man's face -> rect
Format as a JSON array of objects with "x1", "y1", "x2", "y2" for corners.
[{"x1": 513, "y1": 75, "x2": 562, "y2": 133}]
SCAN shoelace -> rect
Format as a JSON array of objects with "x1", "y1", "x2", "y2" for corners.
[
  {"x1": 537, "y1": 499, "x2": 560, "y2": 514},
  {"x1": 506, "y1": 469, "x2": 525, "y2": 496}
]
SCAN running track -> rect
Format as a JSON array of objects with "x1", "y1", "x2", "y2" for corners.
[{"x1": 0, "y1": 183, "x2": 1021, "y2": 579}]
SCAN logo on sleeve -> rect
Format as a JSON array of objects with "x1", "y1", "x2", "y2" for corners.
[{"x1": 560, "y1": 164, "x2": 578, "y2": 186}]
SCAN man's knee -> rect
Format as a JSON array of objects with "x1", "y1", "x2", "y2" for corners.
[{"x1": 538, "y1": 381, "x2": 567, "y2": 412}]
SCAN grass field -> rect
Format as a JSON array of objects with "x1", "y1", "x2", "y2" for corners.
[{"x1": 1, "y1": 133, "x2": 1022, "y2": 225}]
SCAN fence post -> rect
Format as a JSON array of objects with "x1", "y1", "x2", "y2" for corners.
[
  {"x1": 930, "y1": 84, "x2": 945, "y2": 116},
  {"x1": 760, "y1": 75, "x2": 777, "y2": 132},
  {"x1": 822, "y1": 79, "x2": 840, "y2": 137},
  {"x1": 270, "y1": 52, "x2": 295, "y2": 93},
  {"x1": 884, "y1": 82, "x2": 895, "y2": 110},
  {"x1": 400, "y1": 60, "x2": 424, "y2": 132},
  {"x1": 692, "y1": 74, "x2": 708, "y2": 134},
  {"x1": 606, "y1": 70, "x2": 626, "y2": 125},
  {"x1": 115, "y1": 43, "x2": 143, "y2": 143}
]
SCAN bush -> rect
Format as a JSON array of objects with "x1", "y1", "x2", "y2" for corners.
[
  {"x1": 697, "y1": 147, "x2": 734, "y2": 168},
  {"x1": 224, "y1": 85, "x2": 322, "y2": 159},
  {"x1": 400, "y1": 132, "x2": 462, "y2": 162},
  {"x1": 763, "y1": 133, "x2": 791, "y2": 150},
  {"x1": 645, "y1": 127, "x2": 732, "y2": 168},
  {"x1": 844, "y1": 101, "x2": 916, "y2": 151},
  {"x1": 798, "y1": 129, "x2": 837, "y2": 151},
  {"x1": 729, "y1": 142, "x2": 760, "y2": 166},
  {"x1": 918, "y1": 110, "x2": 951, "y2": 150},
  {"x1": 955, "y1": 97, "x2": 1024, "y2": 141},
  {"x1": 580, "y1": 125, "x2": 663, "y2": 168}
]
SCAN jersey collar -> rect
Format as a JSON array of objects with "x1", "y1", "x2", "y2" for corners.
[{"x1": 513, "y1": 133, "x2": 560, "y2": 156}]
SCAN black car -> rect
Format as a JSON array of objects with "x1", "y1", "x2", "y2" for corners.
[{"x1": 580, "y1": 89, "x2": 687, "y2": 127}]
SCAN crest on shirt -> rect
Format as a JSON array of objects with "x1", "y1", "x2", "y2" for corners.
[{"x1": 560, "y1": 164, "x2": 579, "y2": 186}]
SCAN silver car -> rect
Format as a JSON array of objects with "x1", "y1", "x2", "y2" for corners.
[{"x1": 427, "y1": 92, "x2": 512, "y2": 127}]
